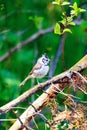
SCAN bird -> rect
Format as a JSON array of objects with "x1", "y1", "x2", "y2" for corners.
[{"x1": 19, "y1": 54, "x2": 50, "y2": 86}]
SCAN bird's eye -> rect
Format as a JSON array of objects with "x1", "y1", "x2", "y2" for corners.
[{"x1": 42, "y1": 58, "x2": 49, "y2": 64}]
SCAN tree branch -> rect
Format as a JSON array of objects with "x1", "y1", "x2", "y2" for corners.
[
  {"x1": 0, "y1": 26, "x2": 54, "y2": 62},
  {"x1": 0, "y1": 55, "x2": 86, "y2": 130},
  {"x1": 0, "y1": 55, "x2": 87, "y2": 116},
  {"x1": 9, "y1": 55, "x2": 87, "y2": 130}
]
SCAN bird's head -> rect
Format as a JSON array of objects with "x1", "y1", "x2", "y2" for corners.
[{"x1": 38, "y1": 54, "x2": 50, "y2": 65}]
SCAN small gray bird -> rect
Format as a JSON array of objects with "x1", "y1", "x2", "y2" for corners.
[{"x1": 19, "y1": 54, "x2": 50, "y2": 86}]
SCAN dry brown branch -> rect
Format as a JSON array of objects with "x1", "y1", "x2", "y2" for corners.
[
  {"x1": 50, "y1": 107, "x2": 86, "y2": 130},
  {"x1": 0, "y1": 26, "x2": 54, "y2": 62},
  {"x1": 8, "y1": 55, "x2": 87, "y2": 130},
  {"x1": 9, "y1": 84, "x2": 59, "y2": 130}
]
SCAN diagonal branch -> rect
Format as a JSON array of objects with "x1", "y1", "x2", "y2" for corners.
[
  {"x1": 9, "y1": 54, "x2": 87, "y2": 130},
  {"x1": 0, "y1": 26, "x2": 54, "y2": 62},
  {"x1": 0, "y1": 55, "x2": 87, "y2": 117}
]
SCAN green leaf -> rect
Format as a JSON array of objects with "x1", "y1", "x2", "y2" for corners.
[
  {"x1": 70, "y1": 2, "x2": 78, "y2": 10},
  {"x1": 67, "y1": 17, "x2": 73, "y2": 23},
  {"x1": 54, "y1": 23, "x2": 61, "y2": 35},
  {"x1": 67, "y1": 17, "x2": 75, "y2": 26},
  {"x1": 63, "y1": 28, "x2": 72, "y2": 33},
  {"x1": 70, "y1": 2, "x2": 86, "y2": 16},
  {"x1": 80, "y1": 8, "x2": 86, "y2": 13},
  {"x1": 34, "y1": 16, "x2": 43, "y2": 29},
  {"x1": 60, "y1": 18, "x2": 66, "y2": 25},
  {"x1": 68, "y1": 22, "x2": 75, "y2": 26},
  {"x1": 52, "y1": 0, "x2": 61, "y2": 5},
  {"x1": 60, "y1": 16, "x2": 75, "y2": 26},
  {"x1": 73, "y1": 2, "x2": 78, "y2": 10},
  {"x1": 52, "y1": 0, "x2": 70, "y2": 6},
  {"x1": 29, "y1": 16, "x2": 44, "y2": 29},
  {"x1": 61, "y1": 2, "x2": 70, "y2": 6}
]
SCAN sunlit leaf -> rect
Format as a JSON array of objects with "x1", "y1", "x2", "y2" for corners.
[
  {"x1": 61, "y1": 2, "x2": 70, "y2": 6},
  {"x1": 52, "y1": 0, "x2": 61, "y2": 5},
  {"x1": 60, "y1": 18, "x2": 66, "y2": 25},
  {"x1": 70, "y1": 2, "x2": 78, "y2": 10},
  {"x1": 63, "y1": 28, "x2": 72, "y2": 33},
  {"x1": 54, "y1": 23, "x2": 61, "y2": 34},
  {"x1": 80, "y1": 8, "x2": 86, "y2": 12},
  {"x1": 70, "y1": 2, "x2": 86, "y2": 16},
  {"x1": 68, "y1": 22, "x2": 75, "y2": 26}
]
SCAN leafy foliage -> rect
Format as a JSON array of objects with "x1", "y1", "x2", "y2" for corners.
[{"x1": 53, "y1": 0, "x2": 86, "y2": 34}]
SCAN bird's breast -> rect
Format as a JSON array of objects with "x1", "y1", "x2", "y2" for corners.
[{"x1": 33, "y1": 65, "x2": 49, "y2": 78}]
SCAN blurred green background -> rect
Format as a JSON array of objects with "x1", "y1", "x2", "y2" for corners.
[{"x1": 0, "y1": 0, "x2": 87, "y2": 129}]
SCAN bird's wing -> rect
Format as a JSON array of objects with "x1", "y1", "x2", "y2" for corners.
[{"x1": 29, "y1": 62, "x2": 42, "y2": 75}]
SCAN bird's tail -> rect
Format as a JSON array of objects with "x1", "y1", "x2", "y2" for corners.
[{"x1": 19, "y1": 75, "x2": 32, "y2": 86}]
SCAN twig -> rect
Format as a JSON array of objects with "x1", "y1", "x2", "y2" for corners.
[
  {"x1": 73, "y1": 71, "x2": 87, "y2": 84},
  {"x1": 11, "y1": 110, "x2": 24, "y2": 127},
  {"x1": 7, "y1": 106, "x2": 26, "y2": 110},
  {"x1": 0, "y1": 26, "x2": 54, "y2": 62},
  {"x1": 69, "y1": 71, "x2": 87, "y2": 95},
  {"x1": 0, "y1": 119, "x2": 16, "y2": 121},
  {"x1": 32, "y1": 117, "x2": 39, "y2": 129},
  {"x1": 49, "y1": 34, "x2": 66, "y2": 78},
  {"x1": 61, "y1": 33, "x2": 67, "y2": 70},
  {"x1": 11, "y1": 110, "x2": 33, "y2": 130},
  {"x1": 51, "y1": 83, "x2": 75, "y2": 105},
  {"x1": 36, "y1": 112, "x2": 50, "y2": 126},
  {"x1": 77, "y1": 85, "x2": 87, "y2": 95}
]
